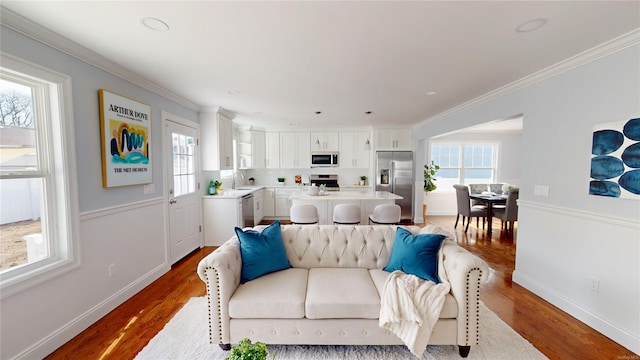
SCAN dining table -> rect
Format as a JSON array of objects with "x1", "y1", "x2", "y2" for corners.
[{"x1": 469, "y1": 193, "x2": 508, "y2": 235}]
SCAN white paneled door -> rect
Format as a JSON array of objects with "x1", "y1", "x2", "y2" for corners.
[{"x1": 166, "y1": 118, "x2": 201, "y2": 264}]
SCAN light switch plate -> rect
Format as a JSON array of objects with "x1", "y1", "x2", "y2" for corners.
[
  {"x1": 144, "y1": 184, "x2": 155, "y2": 194},
  {"x1": 534, "y1": 185, "x2": 549, "y2": 197}
]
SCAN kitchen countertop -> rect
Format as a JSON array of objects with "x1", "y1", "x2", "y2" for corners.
[
  {"x1": 290, "y1": 190, "x2": 402, "y2": 201},
  {"x1": 202, "y1": 185, "x2": 265, "y2": 199},
  {"x1": 202, "y1": 185, "x2": 396, "y2": 200}
]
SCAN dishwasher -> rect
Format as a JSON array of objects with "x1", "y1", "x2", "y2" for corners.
[{"x1": 241, "y1": 194, "x2": 254, "y2": 228}]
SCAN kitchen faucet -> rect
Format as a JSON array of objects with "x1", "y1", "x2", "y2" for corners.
[{"x1": 232, "y1": 171, "x2": 245, "y2": 189}]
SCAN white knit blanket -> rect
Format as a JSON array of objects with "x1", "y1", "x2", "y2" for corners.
[{"x1": 379, "y1": 271, "x2": 451, "y2": 358}]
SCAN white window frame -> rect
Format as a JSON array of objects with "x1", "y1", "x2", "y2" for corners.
[
  {"x1": 430, "y1": 141, "x2": 499, "y2": 192},
  {"x1": 0, "y1": 53, "x2": 80, "y2": 299}
]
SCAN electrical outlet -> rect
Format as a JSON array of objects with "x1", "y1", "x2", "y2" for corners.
[
  {"x1": 144, "y1": 184, "x2": 155, "y2": 194},
  {"x1": 591, "y1": 277, "x2": 600, "y2": 293},
  {"x1": 108, "y1": 263, "x2": 117, "y2": 278},
  {"x1": 534, "y1": 185, "x2": 550, "y2": 197}
]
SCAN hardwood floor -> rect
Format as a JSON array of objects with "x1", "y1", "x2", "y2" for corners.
[{"x1": 45, "y1": 217, "x2": 636, "y2": 359}]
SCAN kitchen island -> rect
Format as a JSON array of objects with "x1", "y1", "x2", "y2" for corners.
[{"x1": 290, "y1": 190, "x2": 402, "y2": 225}]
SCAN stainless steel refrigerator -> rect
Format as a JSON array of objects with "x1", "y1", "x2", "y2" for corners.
[{"x1": 375, "y1": 151, "x2": 414, "y2": 221}]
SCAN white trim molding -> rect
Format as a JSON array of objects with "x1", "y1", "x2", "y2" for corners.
[
  {"x1": 419, "y1": 29, "x2": 640, "y2": 126},
  {"x1": 517, "y1": 200, "x2": 640, "y2": 229},
  {"x1": 0, "y1": 7, "x2": 200, "y2": 112}
]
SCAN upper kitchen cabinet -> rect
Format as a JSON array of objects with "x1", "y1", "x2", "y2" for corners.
[
  {"x1": 237, "y1": 129, "x2": 266, "y2": 169},
  {"x1": 280, "y1": 132, "x2": 311, "y2": 168},
  {"x1": 374, "y1": 129, "x2": 413, "y2": 150},
  {"x1": 339, "y1": 131, "x2": 370, "y2": 168},
  {"x1": 201, "y1": 108, "x2": 235, "y2": 170},
  {"x1": 265, "y1": 132, "x2": 280, "y2": 169},
  {"x1": 310, "y1": 131, "x2": 339, "y2": 152}
]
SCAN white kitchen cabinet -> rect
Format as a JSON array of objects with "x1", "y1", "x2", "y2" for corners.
[
  {"x1": 263, "y1": 187, "x2": 276, "y2": 216},
  {"x1": 375, "y1": 129, "x2": 413, "y2": 150},
  {"x1": 201, "y1": 109, "x2": 234, "y2": 170},
  {"x1": 310, "y1": 131, "x2": 339, "y2": 151},
  {"x1": 265, "y1": 132, "x2": 280, "y2": 169},
  {"x1": 237, "y1": 130, "x2": 266, "y2": 169},
  {"x1": 280, "y1": 132, "x2": 311, "y2": 168},
  {"x1": 339, "y1": 131, "x2": 371, "y2": 168},
  {"x1": 275, "y1": 188, "x2": 295, "y2": 217},
  {"x1": 203, "y1": 197, "x2": 242, "y2": 246},
  {"x1": 253, "y1": 189, "x2": 264, "y2": 224}
]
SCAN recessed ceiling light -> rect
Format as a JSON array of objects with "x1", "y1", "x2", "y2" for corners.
[
  {"x1": 227, "y1": 90, "x2": 242, "y2": 95},
  {"x1": 516, "y1": 18, "x2": 548, "y2": 33},
  {"x1": 141, "y1": 17, "x2": 170, "y2": 32},
  {"x1": 424, "y1": 91, "x2": 437, "y2": 96}
]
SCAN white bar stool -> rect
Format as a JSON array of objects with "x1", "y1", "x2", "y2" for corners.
[
  {"x1": 332, "y1": 203, "x2": 361, "y2": 225},
  {"x1": 368, "y1": 204, "x2": 401, "y2": 225},
  {"x1": 290, "y1": 204, "x2": 319, "y2": 225}
]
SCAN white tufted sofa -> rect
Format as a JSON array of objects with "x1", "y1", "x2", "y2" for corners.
[{"x1": 197, "y1": 224, "x2": 489, "y2": 358}]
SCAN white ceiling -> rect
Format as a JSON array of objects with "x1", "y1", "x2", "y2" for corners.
[{"x1": 2, "y1": 1, "x2": 638, "y2": 130}]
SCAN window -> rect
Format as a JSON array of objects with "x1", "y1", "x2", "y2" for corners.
[
  {"x1": 172, "y1": 132, "x2": 196, "y2": 197},
  {"x1": 430, "y1": 142, "x2": 498, "y2": 191},
  {"x1": 0, "y1": 54, "x2": 79, "y2": 298}
]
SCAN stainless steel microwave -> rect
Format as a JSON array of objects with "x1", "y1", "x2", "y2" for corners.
[{"x1": 311, "y1": 152, "x2": 339, "y2": 167}]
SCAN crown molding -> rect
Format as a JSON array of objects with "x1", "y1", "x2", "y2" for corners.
[
  {"x1": 0, "y1": 7, "x2": 200, "y2": 112},
  {"x1": 419, "y1": 28, "x2": 640, "y2": 126}
]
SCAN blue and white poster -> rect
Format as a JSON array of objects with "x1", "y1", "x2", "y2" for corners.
[{"x1": 590, "y1": 118, "x2": 640, "y2": 199}]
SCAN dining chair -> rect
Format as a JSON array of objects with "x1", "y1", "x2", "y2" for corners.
[
  {"x1": 453, "y1": 184, "x2": 488, "y2": 233},
  {"x1": 493, "y1": 188, "x2": 519, "y2": 234},
  {"x1": 332, "y1": 203, "x2": 361, "y2": 225},
  {"x1": 468, "y1": 183, "x2": 488, "y2": 207},
  {"x1": 489, "y1": 183, "x2": 505, "y2": 194},
  {"x1": 290, "y1": 204, "x2": 319, "y2": 225},
  {"x1": 368, "y1": 204, "x2": 401, "y2": 225}
]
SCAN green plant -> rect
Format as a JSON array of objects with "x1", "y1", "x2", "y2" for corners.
[
  {"x1": 225, "y1": 338, "x2": 273, "y2": 360},
  {"x1": 277, "y1": 177, "x2": 285, "y2": 183},
  {"x1": 423, "y1": 161, "x2": 440, "y2": 192},
  {"x1": 360, "y1": 175, "x2": 367, "y2": 181},
  {"x1": 209, "y1": 179, "x2": 222, "y2": 189}
]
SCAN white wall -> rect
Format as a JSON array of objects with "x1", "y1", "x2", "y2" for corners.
[
  {"x1": 0, "y1": 23, "x2": 198, "y2": 359},
  {"x1": 414, "y1": 41, "x2": 640, "y2": 353}
]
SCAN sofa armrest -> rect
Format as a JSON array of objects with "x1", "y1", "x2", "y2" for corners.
[
  {"x1": 441, "y1": 242, "x2": 489, "y2": 347},
  {"x1": 197, "y1": 238, "x2": 242, "y2": 345}
]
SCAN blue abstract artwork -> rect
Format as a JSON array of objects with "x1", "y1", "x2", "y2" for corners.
[{"x1": 590, "y1": 118, "x2": 640, "y2": 199}]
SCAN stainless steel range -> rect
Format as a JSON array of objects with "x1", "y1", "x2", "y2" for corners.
[{"x1": 309, "y1": 174, "x2": 340, "y2": 191}]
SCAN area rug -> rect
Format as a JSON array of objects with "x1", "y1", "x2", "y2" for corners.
[{"x1": 135, "y1": 297, "x2": 548, "y2": 360}]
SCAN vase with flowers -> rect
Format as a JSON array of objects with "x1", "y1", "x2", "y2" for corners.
[{"x1": 209, "y1": 179, "x2": 222, "y2": 195}]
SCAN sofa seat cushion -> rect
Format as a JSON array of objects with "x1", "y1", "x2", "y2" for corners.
[
  {"x1": 229, "y1": 268, "x2": 308, "y2": 319},
  {"x1": 368, "y1": 269, "x2": 458, "y2": 319},
  {"x1": 306, "y1": 268, "x2": 380, "y2": 319}
]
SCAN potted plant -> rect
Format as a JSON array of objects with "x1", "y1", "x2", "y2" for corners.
[
  {"x1": 423, "y1": 161, "x2": 440, "y2": 219},
  {"x1": 208, "y1": 179, "x2": 222, "y2": 195},
  {"x1": 423, "y1": 161, "x2": 440, "y2": 192},
  {"x1": 225, "y1": 338, "x2": 273, "y2": 360},
  {"x1": 248, "y1": 177, "x2": 255, "y2": 185},
  {"x1": 359, "y1": 175, "x2": 367, "y2": 186},
  {"x1": 277, "y1": 177, "x2": 285, "y2": 185}
]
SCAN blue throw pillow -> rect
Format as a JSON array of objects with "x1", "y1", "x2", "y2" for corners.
[
  {"x1": 383, "y1": 227, "x2": 446, "y2": 283},
  {"x1": 235, "y1": 220, "x2": 291, "y2": 283}
]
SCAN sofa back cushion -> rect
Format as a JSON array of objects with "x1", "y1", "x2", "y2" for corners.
[{"x1": 277, "y1": 225, "x2": 422, "y2": 269}]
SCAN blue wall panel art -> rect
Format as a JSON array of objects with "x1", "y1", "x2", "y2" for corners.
[{"x1": 590, "y1": 117, "x2": 640, "y2": 199}]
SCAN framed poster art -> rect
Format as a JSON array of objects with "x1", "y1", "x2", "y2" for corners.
[
  {"x1": 589, "y1": 117, "x2": 640, "y2": 200},
  {"x1": 99, "y1": 89, "x2": 152, "y2": 187}
]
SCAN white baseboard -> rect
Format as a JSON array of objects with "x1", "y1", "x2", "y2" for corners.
[
  {"x1": 15, "y1": 263, "x2": 170, "y2": 360},
  {"x1": 513, "y1": 271, "x2": 640, "y2": 355}
]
